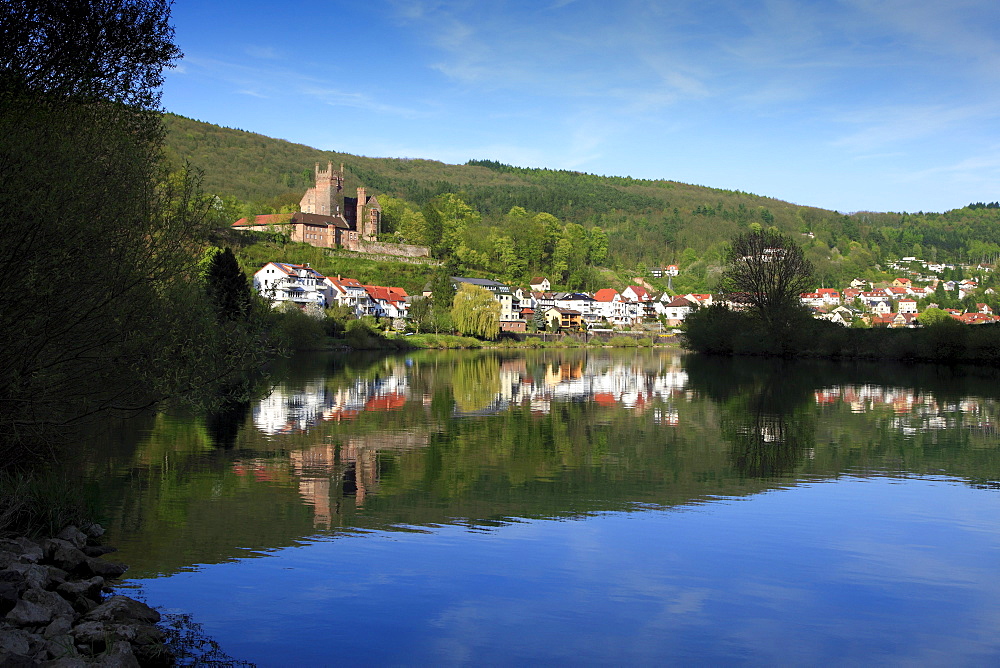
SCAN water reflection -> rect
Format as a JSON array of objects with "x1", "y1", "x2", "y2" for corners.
[
  {"x1": 82, "y1": 349, "x2": 1000, "y2": 579},
  {"x1": 73, "y1": 350, "x2": 1000, "y2": 666}
]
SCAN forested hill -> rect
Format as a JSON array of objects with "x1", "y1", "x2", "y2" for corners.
[{"x1": 163, "y1": 112, "x2": 1000, "y2": 287}]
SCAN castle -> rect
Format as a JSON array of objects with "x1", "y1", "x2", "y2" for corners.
[
  {"x1": 299, "y1": 162, "x2": 381, "y2": 241},
  {"x1": 232, "y1": 162, "x2": 429, "y2": 258}
]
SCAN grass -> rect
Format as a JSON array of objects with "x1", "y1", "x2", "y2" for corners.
[{"x1": 0, "y1": 470, "x2": 96, "y2": 538}]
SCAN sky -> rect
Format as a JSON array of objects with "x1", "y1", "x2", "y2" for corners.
[{"x1": 162, "y1": 0, "x2": 1000, "y2": 214}]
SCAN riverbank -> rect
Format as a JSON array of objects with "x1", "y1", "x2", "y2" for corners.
[
  {"x1": 683, "y1": 305, "x2": 1000, "y2": 363},
  {"x1": 320, "y1": 330, "x2": 682, "y2": 351},
  {"x1": 0, "y1": 524, "x2": 169, "y2": 665}
]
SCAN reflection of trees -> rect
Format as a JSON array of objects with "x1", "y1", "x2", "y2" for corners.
[
  {"x1": 685, "y1": 355, "x2": 816, "y2": 478},
  {"x1": 452, "y1": 355, "x2": 501, "y2": 413},
  {"x1": 722, "y1": 403, "x2": 815, "y2": 478},
  {"x1": 203, "y1": 397, "x2": 250, "y2": 449}
]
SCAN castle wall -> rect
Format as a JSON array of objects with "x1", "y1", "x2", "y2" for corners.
[{"x1": 352, "y1": 240, "x2": 431, "y2": 258}]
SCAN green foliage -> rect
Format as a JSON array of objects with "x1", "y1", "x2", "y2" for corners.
[
  {"x1": 451, "y1": 283, "x2": 500, "y2": 340},
  {"x1": 203, "y1": 247, "x2": 254, "y2": 321},
  {"x1": 0, "y1": 3, "x2": 277, "y2": 467}
]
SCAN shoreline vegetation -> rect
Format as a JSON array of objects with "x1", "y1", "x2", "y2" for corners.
[{"x1": 683, "y1": 303, "x2": 1000, "y2": 364}]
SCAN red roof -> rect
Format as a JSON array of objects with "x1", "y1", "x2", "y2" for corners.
[
  {"x1": 626, "y1": 285, "x2": 650, "y2": 300},
  {"x1": 593, "y1": 289, "x2": 619, "y2": 302},
  {"x1": 233, "y1": 213, "x2": 292, "y2": 227}
]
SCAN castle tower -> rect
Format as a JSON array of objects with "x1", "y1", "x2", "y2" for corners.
[
  {"x1": 356, "y1": 187, "x2": 367, "y2": 238},
  {"x1": 299, "y1": 162, "x2": 344, "y2": 215}
]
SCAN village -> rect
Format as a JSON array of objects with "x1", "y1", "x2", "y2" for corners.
[{"x1": 238, "y1": 164, "x2": 1000, "y2": 333}]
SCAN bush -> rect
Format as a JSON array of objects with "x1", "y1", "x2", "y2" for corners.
[{"x1": 272, "y1": 305, "x2": 326, "y2": 351}]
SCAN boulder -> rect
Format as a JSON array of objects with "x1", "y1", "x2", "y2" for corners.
[
  {"x1": 83, "y1": 596, "x2": 160, "y2": 625},
  {"x1": 93, "y1": 640, "x2": 139, "y2": 668},
  {"x1": 56, "y1": 576, "x2": 104, "y2": 601},
  {"x1": 43, "y1": 540, "x2": 87, "y2": 573},
  {"x1": 56, "y1": 527, "x2": 88, "y2": 550},
  {"x1": 82, "y1": 557, "x2": 128, "y2": 579},
  {"x1": 7, "y1": 563, "x2": 51, "y2": 591}
]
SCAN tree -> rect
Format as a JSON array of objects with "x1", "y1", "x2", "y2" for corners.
[
  {"x1": 0, "y1": 1, "x2": 269, "y2": 464},
  {"x1": 0, "y1": 0, "x2": 181, "y2": 107},
  {"x1": 917, "y1": 307, "x2": 954, "y2": 327},
  {"x1": 451, "y1": 283, "x2": 500, "y2": 340},
  {"x1": 202, "y1": 247, "x2": 254, "y2": 322},
  {"x1": 719, "y1": 228, "x2": 814, "y2": 331}
]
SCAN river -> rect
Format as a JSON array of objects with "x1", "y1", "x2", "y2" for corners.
[{"x1": 71, "y1": 349, "x2": 1000, "y2": 665}]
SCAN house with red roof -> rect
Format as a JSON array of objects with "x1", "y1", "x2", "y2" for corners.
[
  {"x1": 364, "y1": 285, "x2": 409, "y2": 319},
  {"x1": 817, "y1": 288, "x2": 841, "y2": 305}
]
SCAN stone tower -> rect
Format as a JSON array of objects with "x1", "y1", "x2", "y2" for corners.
[{"x1": 299, "y1": 162, "x2": 344, "y2": 215}]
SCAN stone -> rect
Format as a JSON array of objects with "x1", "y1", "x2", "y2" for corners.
[
  {"x1": 0, "y1": 626, "x2": 32, "y2": 655},
  {"x1": 21, "y1": 588, "x2": 74, "y2": 622},
  {"x1": 56, "y1": 576, "x2": 104, "y2": 603},
  {"x1": 0, "y1": 550, "x2": 17, "y2": 570},
  {"x1": 45, "y1": 565, "x2": 69, "y2": 587},
  {"x1": 40, "y1": 633, "x2": 81, "y2": 663},
  {"x1": 56, "y1": 527, "x2": 87, "y2": 550},
  {"x1": 7, "y1": 563, "x2": 50, "y2": 590},
  {"x1": 42, "y1": 540, "x2": 87, "y2": 573},
  {"x1": 82, "y1": 523, "x2": 106, "y2": 541},
  {"x1": 0, "y1": 580, "x2": 23, "y2": 614},
  {"x1": 82, "y1": 545, "x2": 118, "y2": 558},
  {"x1": 83, "y1": 557, "x2": 128, "y2": 579},
  {"x1": 93, "y1": 640, "x2": 140, "y2": 668},
  {"x1": 43, "y1": 615, "x2": 73, "y2": 639},
  {"x1": 11, "y1": 537, "x2": 44, "y2": 563},
  {"x1": 6, "y1": 597, "x2": 53, "y2": 626},
  {"x1": 41, "y1": 657, "x2": 88, "y2": 667},
  {"x1": 83, "y1": 596, "x2": 160, "y2": 625},
  {"x1": 70, "y1": 620, "x2": 106, "y2": 647}
]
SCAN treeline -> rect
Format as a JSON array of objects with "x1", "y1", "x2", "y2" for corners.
[{"x1": 685, "y1": 306, "x2": 1000, "y2": 364}]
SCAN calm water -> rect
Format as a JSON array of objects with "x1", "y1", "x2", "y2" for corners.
[{"x1": 76, "y1": 349, "x2": 1000, "y2": 666}]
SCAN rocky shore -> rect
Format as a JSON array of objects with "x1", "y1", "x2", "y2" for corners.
[{"x1": 0, "y1": 525, "x2": 168, "y2": 666}]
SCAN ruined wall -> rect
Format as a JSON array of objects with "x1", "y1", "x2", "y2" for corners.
[{"x1": 351, "y1": 240, "x2": 431, "y2": 258}]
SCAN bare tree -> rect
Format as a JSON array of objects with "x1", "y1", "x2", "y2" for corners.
[{"x1": 719, "y1": 228, "x2": 814, "y2": 330}]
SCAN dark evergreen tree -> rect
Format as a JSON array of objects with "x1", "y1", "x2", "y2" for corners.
[{"x1": 205, "y1": 247, "x2": 253, "y2": 322}]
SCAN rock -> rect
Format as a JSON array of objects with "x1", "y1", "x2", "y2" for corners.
[
  {"x1": 11, "y1": 537, "x2": 44, "y2": 563},
  {"x1": 82, "y1": 545, "x2": 118, "y2": 558},
  {"x1": 82, "y1": 523, "x2": 105, "y2": 541},
  {"x1": 93, "y1": 640, "x2": 140, "y2": 668},
  {"x1": 41, "y1": 656, "x2": 88, "y2": 667},
  {"x1": 56, "y1": 527, "x2": 87, "y2": 550},
  {"x1": 0, "y1": 580, "x2": 24, "y2": 615},
  {"x1": 6, "y1": 597, "x2": 53, "y2": 626},
  {"x1": 7, "y1": 588, "x2": 75, "y2": 627},
  {"x1": 7, "y1": 563, "x2": 51, "y2": 590},
  {"x1": 43, "y1": 540, "x2": 87, "y2": 573},
  {"x1": 83, "y1": 557, "x2": 128, "y2": 579},
  {"x1": 83, "y1": 596, "x2": 160, "y2": 625},
  {"x1": 0, "y1": 626, "x2": 33, "y2": 656},
  {"x1": 56, "y1": 576, "x2": 105, "y2": 603},
  {"x1": 45, "y1": 565, "x2": 69, "y2": 587},
  {"x1": 43, "y1": 615, "x2": 74, "y2": 639}
]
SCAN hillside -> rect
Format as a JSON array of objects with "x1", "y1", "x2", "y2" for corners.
[{"x1": 164, "y1": 113, "x2": 1000, "y2": 290}]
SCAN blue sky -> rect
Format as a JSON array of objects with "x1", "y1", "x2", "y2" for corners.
[{"x1": 163, "y1": 0, "x2": 1000, "y2": 214}]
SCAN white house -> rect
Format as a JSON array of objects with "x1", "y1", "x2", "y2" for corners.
[
  {"x1": 660, "y1": 296, "x2": 693, "y2": 326},
  {"x1": 254, "y1": 262, "x2": 331, "y2": 308},
  {"x1": 529, "y1": 277, "x2": 551, "y2": 292},
  {"x1": 326, "y1": 275, "x2": 374, "y2": 317}
]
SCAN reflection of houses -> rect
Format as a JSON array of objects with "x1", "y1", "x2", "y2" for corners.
[
  {"x1": 290, "y1": 431, "x2": 431, "y2": 528},
  {"x1": 253, "y1": 372, "x2": 411, "y2": 435}
]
